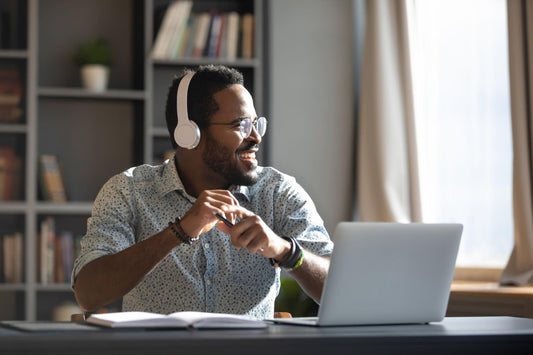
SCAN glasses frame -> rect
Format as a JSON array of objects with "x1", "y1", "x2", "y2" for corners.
[{"x1": 209, "y1": 116, "x2": 267, "y2": 139}]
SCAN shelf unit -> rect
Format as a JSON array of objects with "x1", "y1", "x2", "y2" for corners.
[{"x1": 0, "y1": 0, "x2": 266, "y2": 321}]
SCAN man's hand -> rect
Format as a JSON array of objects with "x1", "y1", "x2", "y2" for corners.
[
  {"x1": 179, "y1": 190, "x2": 240, "y2": 237},
  {"x1": 217, "y1": 205, "x2": 291, "y2": 262},
  {"x1": 179, "y1": 189, "x2": 290, "y2": 262}
]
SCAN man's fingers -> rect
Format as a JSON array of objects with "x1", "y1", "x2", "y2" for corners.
[{"x1": 200, "y1": 190, "x2": 240, "y2": 207}]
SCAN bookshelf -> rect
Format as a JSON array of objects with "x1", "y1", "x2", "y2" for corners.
[{"x1": 0, "y1": 0, "x2": 267, "y2": 321}]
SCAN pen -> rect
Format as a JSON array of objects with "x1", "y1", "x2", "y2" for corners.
[
  {"x1": 215, "y1": 213, "x2": 234, "y2": 227},
  {"x1": 217, "y1": 213, "x2": 264, "y2": 253}
]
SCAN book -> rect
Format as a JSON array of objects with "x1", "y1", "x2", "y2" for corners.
[
  {"x1": 0, "y1": 234, "x2": 4, "y2": 282},
  {"x1": 59, "y1": 231, "x2": 74, "y2": 283},
  {"x1": 225, "y1": 12, "x2": 239, "y2": 61},
  {"x1": 0, "y1": 146, "x2": 21, "y2": 201},
  {"x1": 241, "y1": 14, "x2": 254, "y2": 59},
  {"x1": 0, "y1": 152, "x2": 7, "y2": 201},
  {"x1": 86, "y1": 311, "x2": 267, "y2": 329},
  {"x1": 13, "y1": 232, "x2": 23, "y2": 283},
  {"x1": 175, "y1": 15, "x2": 194, "y2": 58},
  {"x1": 206, "y1": 13, "x2": 222, "y2": 58},
  {"x1": 193, "y1": 12, "x2": 211, "y2": 58},
  {"x1": 151, "y1": 1, "x2": 182, "y2": 59},
  {"x1": 182, "y1": 14, "x2": 199, "y2": 58},
  {"x1": 2, "y1": 232, "x2": 23, "y2": 283},
  {"x1": 168, "y1": 1, "x2": 193, "y2": 59},
  {"x1": 39, "y1": 154, "x2": 67, "y2": 203},
  {"x1": 215, "y1": 13, "x2": 227, "y2": 58},
  {"x1": 0, "y1": 69, "x2": 23, "y2": 123},
  {"x1": 40, "y1": 217, "x2": 55, "y2": 284}
]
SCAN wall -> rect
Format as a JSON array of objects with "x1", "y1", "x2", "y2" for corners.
[{"x1": 268, "y1": 0, "x2": 355, "y2": 236}]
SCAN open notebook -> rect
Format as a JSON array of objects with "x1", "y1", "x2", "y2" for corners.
[{"x1": 272, "y1": 222, "x2": 462, "y2": 326}]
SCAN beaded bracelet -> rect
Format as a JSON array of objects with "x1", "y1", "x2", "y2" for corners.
[
  {"x1": 168, "y1": 222, "x2": 190, "y2": 244},
  {"x1": 269, "y1": 237, "x2": 304, "y2": 270},
  {"x1": 168, "y1": 217, "x2": 199, "y2": 245}
]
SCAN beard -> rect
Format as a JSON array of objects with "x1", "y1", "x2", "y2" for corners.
[{"x1": 202, "y1": 133, "x2": 259, "y2": 186}]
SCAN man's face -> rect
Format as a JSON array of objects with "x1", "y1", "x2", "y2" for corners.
[{"x1": 201, "y1": 84, "x2": 262, "y2": 186}]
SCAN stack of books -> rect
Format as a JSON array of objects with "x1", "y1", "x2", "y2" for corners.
[
  {"x1": 0, "y1": 146, "x2": 22, "y2": 201},
  {"x1": 152, "y1": 0, "x2": 254, "y2": 61},
  {"x1": 0, "y1": 232, "x2": 23, "y2": 283},
  {"x1": 0, "y1": 69, "x2": 23, "y2": 123},
  {"x1": 39, "y1": 217, "x2": 82, "y2": 284},
  {"x1": 39, "y1": 154, "x2": 67, "y2": 203}
]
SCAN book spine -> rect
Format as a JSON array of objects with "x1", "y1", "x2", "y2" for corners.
[
  {"x1": 151, "y1": 1, "x2": 182, "y2": 59},
  {"x1": 170, "y1": 1, "x2": 193, "y2": 59},
  {"x1": 3, "y1": 234, "x2": 14, "y2": 283},
  {"x1": 39, "y1": 154, "x2": 67, "y2": 203},
  {"x1": 241, "y1": 14, "x2": 254, "y2": 59},
  {"x1": 0, "y1": 147, "x2": 14, "y2": 200},
  {"x1": 1, "y1": 233, "x2": 23, "y2": 283},
  {"x1": 0, "y1": 234, "x2": 4, "y2": 283},
  {"x1": 223, "y1": 12, "x2": 240, "y2": 60},
  {"x1": 193, "y1": 13, "x2": 211, "y2": 58},
  {"x1": 13, "y1": 232, "x2": 22, "y2": 283},
  {"x1": 0, "y1": 68, "x2": 23, "y2": 123},
  {"x1": 46, "y1": 218, "x2": 55, "y2": 283},
  {"x1": 215, "y1": 13, "x2": 227, "y2": 58},
  {"x1": 61, "y1": 231, "x2": 74, "y2": 283},
  {"x1": 40, "y1": 217, "x2": 55, "y2": 284},
  {"x1": 182, "y1": 14, "x2": 199, "y2": 58},
  {"x1": 207, "y1": 14, "x2": 222, "y2": 58}
]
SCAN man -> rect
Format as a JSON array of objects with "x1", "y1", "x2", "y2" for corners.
[{"x1": 72, "y1": 65, "x2": 333, "y2": 319}]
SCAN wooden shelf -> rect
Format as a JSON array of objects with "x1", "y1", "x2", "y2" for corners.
[
  {"x1": 36, "y1": 284, "x2": 72, "y2": 291},
  {"x1": 0, "y1": 283, "x2": 26, "y2": 291},
  {"x1": 447, "y1": 282, "x2": 533, "y2": 318},
  {"x1": 0, "y1": 202, "x2": 28, "y2": 214},
  {"x1": 38, "y1": 87, "x2": 146, "y2": 101},
  {"x1": 0, "y1": 123, "x2": 28, "y2": 133},
  {"x1": 152, "y1": 126, "x2": 169, "y2": 137},
  {"x1": 0, "y1": 50, "x2": 28, "y2": 59},
  {"x1": 152, "y1": 57, "x2": 259, "y2": 68},
  {"x1": 35, "y1": 202, "x2": 93, "y2": 215}
]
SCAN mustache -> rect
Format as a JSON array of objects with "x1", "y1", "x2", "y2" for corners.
[{"x1": 237, "y1": 142, "x2": 260, "y2": 152}]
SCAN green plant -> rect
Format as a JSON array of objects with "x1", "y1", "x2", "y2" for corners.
[
  {"x1": 73, "y1": 38, "x2": 112, "y2": 66},
  {"x1": 275, "y1": 277, "x2": 318, "y2": 317}
]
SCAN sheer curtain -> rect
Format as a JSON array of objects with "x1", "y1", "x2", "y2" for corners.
[
  {"x1": 501, "y1": 0, "x2": 533, "y2": 285},
  {"x1": 356, "y1": 0, "x2": 421, "y2": 222},
  {"x1": 407, "y1": 0, "x2": 513, "y2": 268}
]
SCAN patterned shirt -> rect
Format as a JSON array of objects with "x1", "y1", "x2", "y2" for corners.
[{"x1": 72, "y1": 156, "x2": 333, "y2": 319}]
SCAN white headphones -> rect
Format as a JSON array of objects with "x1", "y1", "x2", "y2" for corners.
[{"x1": 174, "y1": 72, "x2": 201, "y2": 149}]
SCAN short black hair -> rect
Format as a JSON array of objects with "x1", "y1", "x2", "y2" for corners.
[{"x1": 165, "y1": 65, "x2": 244, "y2": 149}]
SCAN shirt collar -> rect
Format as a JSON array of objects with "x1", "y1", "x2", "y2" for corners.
[
  {"x1": 158, "y1": 155, "x2": 186, "y2": 197},
  {"x1": 158, "y1": 154, "x2": 251, "y2": 202}
]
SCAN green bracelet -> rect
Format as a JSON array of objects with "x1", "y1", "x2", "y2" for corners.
[{"x1": 269, "y1": 237, "x2": 304, "y2": 270}]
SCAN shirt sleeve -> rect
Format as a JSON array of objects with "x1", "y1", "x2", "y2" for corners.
[
  {"x1": 71, "y1": 173, "x2": 137, "y2": 288},
  {"x1": 274, "y1": 176, "x2": 334, "y2": 257}
]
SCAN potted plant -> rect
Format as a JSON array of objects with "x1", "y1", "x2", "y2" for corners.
[{"x1": 73, "y1": 38, "x2": 113, "y2": 92}]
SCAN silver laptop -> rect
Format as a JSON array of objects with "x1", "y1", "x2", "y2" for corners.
[{"x1": 273, "y1": 222, "x2": 462, "y2": 326}]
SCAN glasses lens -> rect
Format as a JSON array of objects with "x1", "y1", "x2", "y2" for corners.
[
  {"x1": 240, "y1": 118, "x2": 252, "y2": 138},
  {"x1": 256, "y1": 117, "x2": 267, "y2": 136}
]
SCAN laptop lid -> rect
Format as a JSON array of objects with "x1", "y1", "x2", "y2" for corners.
[{"x1": 316, "y1": 222, "x2": 462, "y2": 326}]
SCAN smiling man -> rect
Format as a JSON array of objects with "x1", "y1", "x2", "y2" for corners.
[{"x1": 72, "y1": 65, "x2": 333, "y2": 319}]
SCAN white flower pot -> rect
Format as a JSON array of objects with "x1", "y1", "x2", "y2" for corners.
[{"x1": 81, "y1": 65, "x2": 109, "y2": 92}]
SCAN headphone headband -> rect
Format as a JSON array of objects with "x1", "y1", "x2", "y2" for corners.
[{"x1": 174, "y1": 72, "x2": 201, "y2": 149}]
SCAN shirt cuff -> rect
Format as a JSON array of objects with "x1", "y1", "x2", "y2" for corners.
[{"x1": 70, "y1": 249, "x2": 112, "y2": 289}]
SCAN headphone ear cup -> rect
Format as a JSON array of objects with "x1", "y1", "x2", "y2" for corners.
[
  {"x1": 174, "y1": 120, "x2": 201, "y2": 149},
  {"x1": 175, "y1": 72, "x2": 199, "y2": 149}
]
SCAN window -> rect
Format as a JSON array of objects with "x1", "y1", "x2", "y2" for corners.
[{"x1": 408, "y1": 0, "x2": 513, "y2": 267}]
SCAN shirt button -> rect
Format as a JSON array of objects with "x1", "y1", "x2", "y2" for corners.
[
  {"x1": 206, "y1": 279, "x2": 211, "y2": 285},
  {"x1": 204, "y1": 243, "x2": 210, "y2": 249}
]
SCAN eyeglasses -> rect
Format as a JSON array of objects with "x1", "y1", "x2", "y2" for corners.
[{"x1": 209, "y1": 116, "x2": 267, "y2": 139}]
